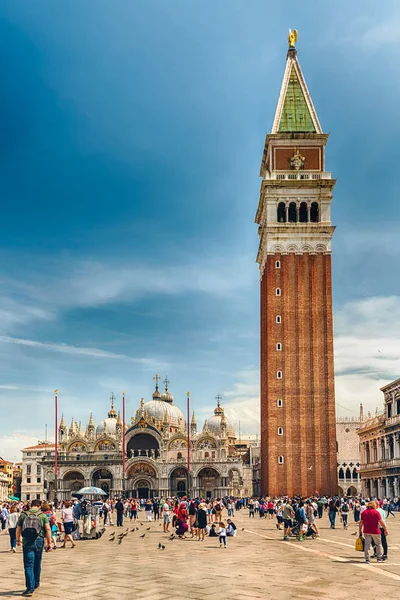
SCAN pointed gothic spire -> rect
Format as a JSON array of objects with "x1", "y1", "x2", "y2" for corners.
[
  {"x1": 191, "y1": 411, "x2": 196, "y2": 426},
  {"x1": 69, "y1": 417, "x2": 75, "y2": 433},
  {"x1": 88, "y1": 412, "x2": 94, "y2": 428},
  {"x1": 271, "y1": 35, "x2": 322, "y2": 135},
  {"x1": 59, "y1": 414, "x2": 66, "y2": 429},
  {"x1": 117, "y1": 410, "x2": 122, "y2": 425}
]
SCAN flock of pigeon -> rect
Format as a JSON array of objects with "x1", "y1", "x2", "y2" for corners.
[{"x1": 100, "y1": 521, "x2": 167, "y2": 550}]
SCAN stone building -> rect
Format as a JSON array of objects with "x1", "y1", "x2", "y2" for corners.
[
  {"x1": 40, "y1": 380, "x2": 249, "y2": 500},
  {"x1": 0, "y1": 458, "x2": 13, "y2": 496},
  {"x1": 0, "y1": 471, "x2": 9, "y2": 500},
  {"x1": 255, "y1": 35, "x2": 337, "y2": 496},
  {"x1": 358, "y1": 378, "x2": 400, "y2": 499},
  {"x1": 336, "y1": 412, "x2": 362, "y2": 496},
  {"x1": 21, "y1": 444, "x2": 55, "y2": 502}
]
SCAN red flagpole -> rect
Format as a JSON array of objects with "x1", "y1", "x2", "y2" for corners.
[
  {"x1": 122, "y1": 391, "x2": 126, "y2": 496},
  {"x1": 54, "y1": 390, "x2": 58, "y2": 498},
  {"x1": 187, "y1": 392, "x2": 190, "y2": 496}
]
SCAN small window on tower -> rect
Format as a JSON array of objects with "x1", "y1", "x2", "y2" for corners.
[
  {"x1": 275, "y1": 260, "x2": 281, "y2": 269},
  {"x1": 276, "y1": 288, "x2": 281, "y2": 296},
  {"x1": 278, "y1": 456, "x2": 284, "y2": 464},
  {"x1": 277, "y1": 371, "x2": 283, "y2": 379},
  {"x1": 278, "y1": 427, "x2": 284, "y2": 436},
  {"x1": 276, "y1": 343, "x2": 282, "y2": 351},
  {"x1": 277, "y1": 399, "x2": 283, "y2": 407},
  {"x1": 276, "y1": 315, "x2": 281, "y2": 324}
]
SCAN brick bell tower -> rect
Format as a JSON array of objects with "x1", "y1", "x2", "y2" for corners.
[{"x1": 255, "y1": 31, "x2": 337, "y2": 497}]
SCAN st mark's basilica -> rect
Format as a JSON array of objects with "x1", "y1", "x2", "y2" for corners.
[{"x1": 41, "y1": 376, "x2": 251, "y2": 500}]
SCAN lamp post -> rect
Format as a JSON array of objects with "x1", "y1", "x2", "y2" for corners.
[
  {"x1": 122, "y1": 391, "x2": 126, "y2": 498},
  {"x1": 54, "y1": 389, "x2": 58, "y2": 502},
  {"x1": 187, "y1": 391, "x2": 190, "y2": 498}
]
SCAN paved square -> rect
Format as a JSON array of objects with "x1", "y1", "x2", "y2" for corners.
[{"x1": 1, "y1": 511, "x2": 400, "y2": 599}]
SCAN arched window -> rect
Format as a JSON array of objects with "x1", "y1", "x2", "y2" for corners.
[
  {"x1": 276, "y1": 288, "x2": 281, "y2": 296},
  {"x1": 288, "y1": 202, "x2": 297, "y2": 223},
  {"x1": 276, "y1": 342, "x2": 282, "y2": 351},
  {"x1": 338, "y1": 468, "x2": 344, "y2": 480},
  {"x1": 278, "y1": 427, "x2": 284, "y2": 436},
  {"x1": 277, "y1": 371, "x2": 283, "y2": 379},
  {"x1": 276, "y1": 315, "x2": 281, "y2": 324},
  {"x1": 277, "y1": 202, "x2": 286, "y2": 223},
  {"x1": 275, "y1": 260, "x2": 281, "y2": 269},
  {"x1": 212, "y1": 451, "x2": 215, "y2": 458},
  {"x1": 299, "y1": 202, "x2": 308, "y2": 222},
  {"x1": 352, "y1": 469, "x2": 358, "y2": 480},
  {"x1": 278, "y1": 456, "x2": 284, "y2": 464},
  {"x1": 177, "y1": 452, "x2": 182, "y2": 459},
  {"x1": 310, "y1": 202, "x2": 319, "y2": 222},
  {"x1": 205, "y1": 452, "x2": 209, "y2": 458},
  {"x1": 366, "y1": 443, "x2": 370, "y2": 463},
  {"x1": 373, "y1": 442, "x2": 377, "y2": 462},
  {"x1": 345, "y1": 468, "x2": 351, "y2": 480},
  {"x1": 277, "y1": 399, "x2": 283, "y2": 407}
]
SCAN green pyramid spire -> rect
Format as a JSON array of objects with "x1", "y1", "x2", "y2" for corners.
[{"x1": 278, "y1": 65, "x2": 316, "y2": 133}]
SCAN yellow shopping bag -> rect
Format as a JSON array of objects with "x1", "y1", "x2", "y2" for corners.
[{"x1": 355, "y1": 536, "x2": 364, "y2": 551}]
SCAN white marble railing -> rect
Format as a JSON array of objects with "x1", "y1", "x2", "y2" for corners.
[
  {"x1": 386, "y1": 414, "x2": 400, "y2": 426},
  {"x1": 266, "y1": 171, "x2": 332, "y2": 181}
]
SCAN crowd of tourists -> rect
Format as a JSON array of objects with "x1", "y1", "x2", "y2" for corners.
[{"x1": 1, "y1": 493, "x2": 397, "y2": 595}]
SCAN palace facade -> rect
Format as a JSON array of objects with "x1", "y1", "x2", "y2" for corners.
[
  {"x1": 39, "y1": 380, "x2": 252, "y2": 500},
  {"x1": 358, "y1": 378, "x2": 400, "y2": 499}
]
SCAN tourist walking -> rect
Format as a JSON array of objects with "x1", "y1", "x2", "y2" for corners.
[
  {"x1": 197, "y1": 503, "x2": 208, "y2": 541},
  {"x1": 115, "y1": 498, "x2": 124, "y2": 527},
  {"x1": 283, "y1": 499, "x2": 294, "y2": 540},
  {"x1": 340, "y1": 501, "x2": 349, "y2": 529},
  {"x1": 214, "y1": 499, "x2": 223, "y2": 522},
  {"x1": 218, "y1": 521, "x2": 227, "y2": 547},
  {"x1": 275, "y1": 501, "x2": 283, "y2": 530},
  {"x1": 372, "y1": 501, "x2": 389, "y2": 561},
  {"x1": 359, "y1": 501, "x2": 388, "y2": 564},
  {"x1": 163, "y1": 500, "x2": 171, "y2": 533},
  {"x1": 16, "y1": 499, "x2": 52, "y2": 597},
  {"x1": 61, "y1": 500, "x2": 76, "y2": 548},
  {"x1": 103, "y1": 500, "x2": 110, "y2": 526},
  {"x1": 328, "y1": 499, "x2": 338, "y2": 529},
  {"x1": 6, "y1": 505, "x2": 19, "y2": 552},
  {"x1": 145, "y1": 499, "x2": 153, "y2": 521},
  {"x1": 353, "y1": 500, "x2": 361, "y2": 523}
]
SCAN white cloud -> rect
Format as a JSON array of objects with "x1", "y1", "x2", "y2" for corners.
[
  {"x1": 334, "y1": 295, "x2": 400, "y2": 415},
  {"x1": 0, "y1": 335, "x2": 158, "y2": 365}
]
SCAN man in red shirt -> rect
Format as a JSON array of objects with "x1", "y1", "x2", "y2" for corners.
[{"x1": 359, "y1": 501, "x2": 388, "y2": 564}]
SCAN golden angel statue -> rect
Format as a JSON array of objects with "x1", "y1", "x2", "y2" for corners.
[{"x1": 288, "y1": 28, "x2": 298, "y2": 48}]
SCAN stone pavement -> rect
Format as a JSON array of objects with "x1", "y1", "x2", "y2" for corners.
[{"x1": 1, "y1": 510, "x2": 400, "y2": 599}]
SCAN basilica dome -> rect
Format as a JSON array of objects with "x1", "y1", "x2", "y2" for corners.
[
  {"x1": 143, "y1": 399, "x2": 186, "y2": 431},
  {"x1": 96, "y1": 397, "x2": 119, "y2": 436},
  {"x1": 203, "y1": 397, "x2": 236, "y2": 439},
  {"x1": 96, "y1": 417, "x2": 118, "y2": 436}
]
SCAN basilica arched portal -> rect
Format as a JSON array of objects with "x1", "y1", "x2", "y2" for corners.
[
  {"x1": 126, "y1": 462, "x2": 158, "y2": 499},
  {"x1": 197, "y1": 467, "x2": 220, "y2": 500}
]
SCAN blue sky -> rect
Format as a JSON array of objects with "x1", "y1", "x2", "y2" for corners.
[{"x1": 1, "y1": 1, "x2": 400, "y2": 461}]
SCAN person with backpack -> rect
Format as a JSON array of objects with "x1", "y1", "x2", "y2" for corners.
[
  {"x1": 340, "y1": 501, "x2": 349, "y2": 529},
  {"x1": 214, "y1": 499, "x2": 223, "y2": 522},
  {"x1": 16, "y1": 499, "x2": 52, "y2": 597}
]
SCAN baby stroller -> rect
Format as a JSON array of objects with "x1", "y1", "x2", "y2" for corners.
[{"x1": 290, "y1": 520, "x2": 300, "y2": 537}]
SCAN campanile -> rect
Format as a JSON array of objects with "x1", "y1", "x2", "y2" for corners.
[{"x1": 255, "y1": 32, "x2": 337, "y2": 497}]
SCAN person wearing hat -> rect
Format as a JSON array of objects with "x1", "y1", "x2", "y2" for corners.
[{"x1": 197, "y1": 503, "x2": 208, "y2": 542}]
